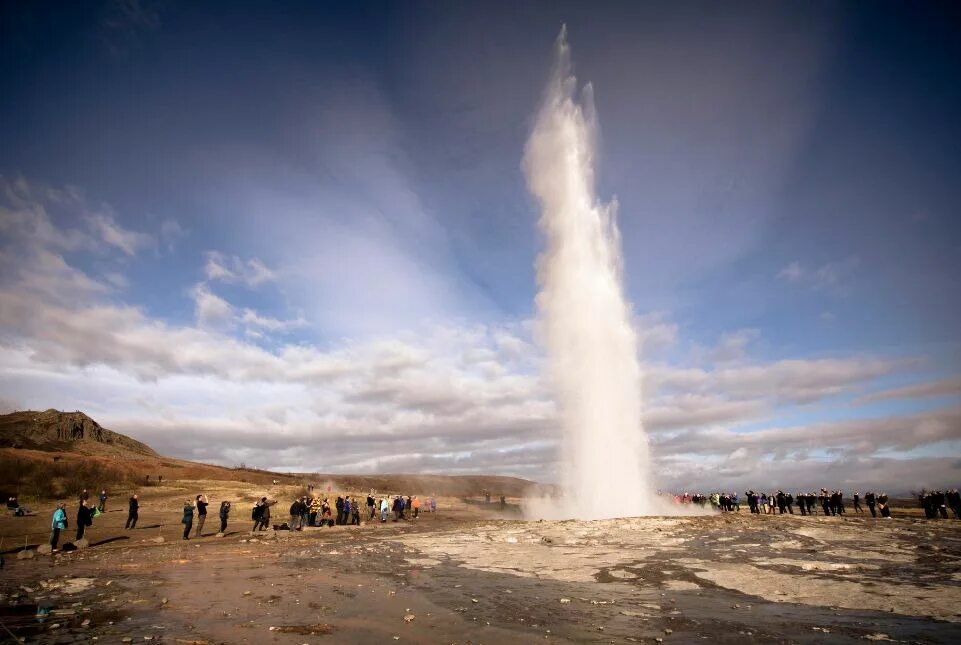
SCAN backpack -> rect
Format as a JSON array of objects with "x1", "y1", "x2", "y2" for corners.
[{"x1": 252, "y1": 504, "x2": 263, "y2": 520}]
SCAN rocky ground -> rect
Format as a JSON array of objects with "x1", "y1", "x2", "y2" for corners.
[{"x1": 1, "y1": 485, "x2": 960, "y2": 644}]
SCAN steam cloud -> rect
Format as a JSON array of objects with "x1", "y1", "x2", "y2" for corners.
[{"x1": 523, "y1": 27, "x2": 656, "y2": 519}]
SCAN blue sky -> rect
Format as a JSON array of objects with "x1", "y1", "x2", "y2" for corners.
[{"x1": 1, "y1": 1, "x2": 959, "y2": 490}]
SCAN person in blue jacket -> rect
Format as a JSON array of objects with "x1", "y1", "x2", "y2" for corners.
[
  {"x1": 182, "y1": 500, "x2": 194, "y2": 540},
  {"x1": 50, "y1": 502, "x2": 67, "y2": 551}
]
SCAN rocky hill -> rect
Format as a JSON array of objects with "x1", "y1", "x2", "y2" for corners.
[{"x1": 0, "y1": 409, "x2": 158, "y2": 457}]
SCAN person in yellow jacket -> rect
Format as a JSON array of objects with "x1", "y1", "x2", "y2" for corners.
[{"x1": 309, "y1": 497, "x2": 321, "y2": 527}]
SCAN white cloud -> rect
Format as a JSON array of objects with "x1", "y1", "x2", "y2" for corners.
[
  {"x1": 711, "y1": 328, "x2": 759, "y2": 363},
  {"x1": 777, "y1": 257, "x2": 860, "y2": 293},
  {"x1": 858, "y1": 376, "x2": 961, "y2": 404},
  {"x1": 777, "y1": 261, "x2": 803, "y2": 282},
  {"x1": 190, "y1": 284, "x2": 235, "y2": 330},
  {"x1": 2, "y1": 175, "x2": 958, "y2": 489},
  {"x1": 159, "y1": 218, "x2": 186, "y2": 251},
  {"x1": 240, "y1": 308, "x2": 307, "y2": 333},
  {"x1": 204, "y1": 251, "x2": 276, "y2": 287},
  {"x1": 85, "y1": 212, "x2": 152, "y2": 256}
]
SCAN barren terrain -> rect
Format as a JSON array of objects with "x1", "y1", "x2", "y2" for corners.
[{"x1": 2, "y1": 479, "x2": 960, "y2": 644}]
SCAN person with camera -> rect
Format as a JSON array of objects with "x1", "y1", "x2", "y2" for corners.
[
  {"x1": 194, "y1": 494, "x2": 209, "y2": 537},
  {"x1": 218, "y1": 500, "x2": 231, "y2": 533}
]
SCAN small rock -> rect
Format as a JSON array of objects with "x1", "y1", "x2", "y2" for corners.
[
  {"x1": 161, "y1": 597, "x2": 168, "y2": 605},
  {"x1": 403, "y1": 614, "x2": 415, "y2": 623},
  {"x1": 664, "y1": 629, "x2": 673, "y2": 635},
  {"x1": 243, "y1": 591, "x2": 252, "y2": 596},
  {"x1": 36, "y1": 544, "x2": 52, "y2": 555},
  {"x1": 16, "y1": 550, "x2": 35, "y2": 560},
  {"x1": 121, "y1": 639, "x2": 132, "y2": 644},
  {"x1": 559, "y1": 598, "x2": 571, "y2": 604},
  {"x1": 471, "y1": 598, "x2": 478, "y2": 603},
  {"x1": 81, "y1": 619, "x2": 91, "y2": 627},
  {"x1": 74, "y1": 539, "x2": 89, "y2": 550}
]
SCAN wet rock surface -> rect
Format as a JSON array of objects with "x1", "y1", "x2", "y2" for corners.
[{"x1": 1, "y1": 512, "x2": 960, "y2": 643}]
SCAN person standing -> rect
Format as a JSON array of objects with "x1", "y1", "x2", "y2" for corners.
[
  {"x1": 321, "y1": 498, "x2": 332, "y2": 526},
  {"x1": 50, "y1": 502, "x2": 67, "y2": 551},
  {"x1": 948, "y1": 489, "x2": 961, "y2": 519},
  {"x1": 258, "y1": 497, "x2": 274, "y2": 531},
  {"x1": 309, "y1": 497, "x2": 320, "y2": 527},
  {"x1": 194, "y1": 494, "x2": 209, "y2": 538},
  {"x1": 182, "y1": 500, "x2": 194, "y2": 539},
  {"x1": 878, "y1": 493, "x2": 891, "y2": 518},
  {"x1": 218, "y1": 501, "x2": 231, "y2": 533},
  {"x1": 412, "y1": 496, "x2": 421, "y2": 518},
  {"x1": 289, "y1": 498, "x2": 302, "y2": 530},
  {"x1": 865, "y1": 491, "x2": 877, "y2": 517},
  {"x1": 367, "y1": 494, "x2": 376, "y2": 521},
  {"x1": 430, "y1": 497, "x2": 437, "y2": 513},
  {"x1": 853, "y1": 492, "x2": 863, "y2": 514},
  {"x1": 252, "y1": 498, "x2": 265, "y2": 531},
  {"x1": 380, "y1": 497, "x2": 389, "y2": 522},
  {"x1": 125, "y1": 494, "x2": 139, "y2": 529},
  {"x1": 98, "y1": 490, "x2": 108, "y2": 513},
  {"x1": 300, "y1": 497, "x2": 310, "y2": 528},
  {"x1": 76, "y1": 500, "x2": 92, "y2": 542}
]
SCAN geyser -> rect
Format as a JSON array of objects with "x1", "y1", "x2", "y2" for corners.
[{"x1": 524, "y1": 27, "x2": 654, "y2": 519}]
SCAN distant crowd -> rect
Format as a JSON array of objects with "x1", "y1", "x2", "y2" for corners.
[
  {"x1": 672, "y1": 488, "x2": 961, "y2": 520},
  {"x1": 16, "y1": 483, "x2": 961, "y2": 555},
  {"x1": 246, "y1": 492, "x2": 437, "y2": 534},
  {"x1": 38, "y1": 487, "x2": 439, "y2": 551},
  {"x1": 919, "y1": 490, "x2": 961, "y2": 519}
]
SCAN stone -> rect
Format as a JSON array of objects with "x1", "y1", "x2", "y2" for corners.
[
  {"x1": 37, "y1": 544, "x2": 52, "y2": 555},
  {"x1": 403, "y1": 614, "x2": 415, "y2": 623},
  {"x1": 16, "y1": 549, "x2": 35, "y2": 560},
  {"x1": 215, "y1": 532, "x2": 225, "y2": 538},
  {"x1": 74, "y1": 539, "x2": 89, "y2": 550},
  {"x1": 148, "y1": 537, "x2": 164, "y2": 544}
]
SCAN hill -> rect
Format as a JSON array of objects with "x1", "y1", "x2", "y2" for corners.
[
  {"x1": 0, "y1": 410, "x2": 545, "y2": 500},
  {"x1": 0, "y1": 409, "x2": 158, "y2": 457}
]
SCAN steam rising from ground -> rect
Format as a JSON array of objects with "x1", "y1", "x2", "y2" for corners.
[{"x1": 523, "y1": 27, "x2": 665, "y2": 520}]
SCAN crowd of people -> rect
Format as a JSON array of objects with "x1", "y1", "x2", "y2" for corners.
[
  {"x1": 36, "y1": 483, "x2": 961, "y2": 553},
  {"x1": 40, "y1": 488, "x2": 440, "y2": 551},
  {"x1": 672, "y1": 489, "x2": 908, "y2": 519},
  {"x1": 257, "y1": 493, "x2": 438, "y2": 533},
  {"x1": 918, "y1": 490, "x2": 961, "y2": 519}
]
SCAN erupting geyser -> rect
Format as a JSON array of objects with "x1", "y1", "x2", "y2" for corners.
[{"x1": 524, "y1": 27, "x2": 654, "y2": 519}]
